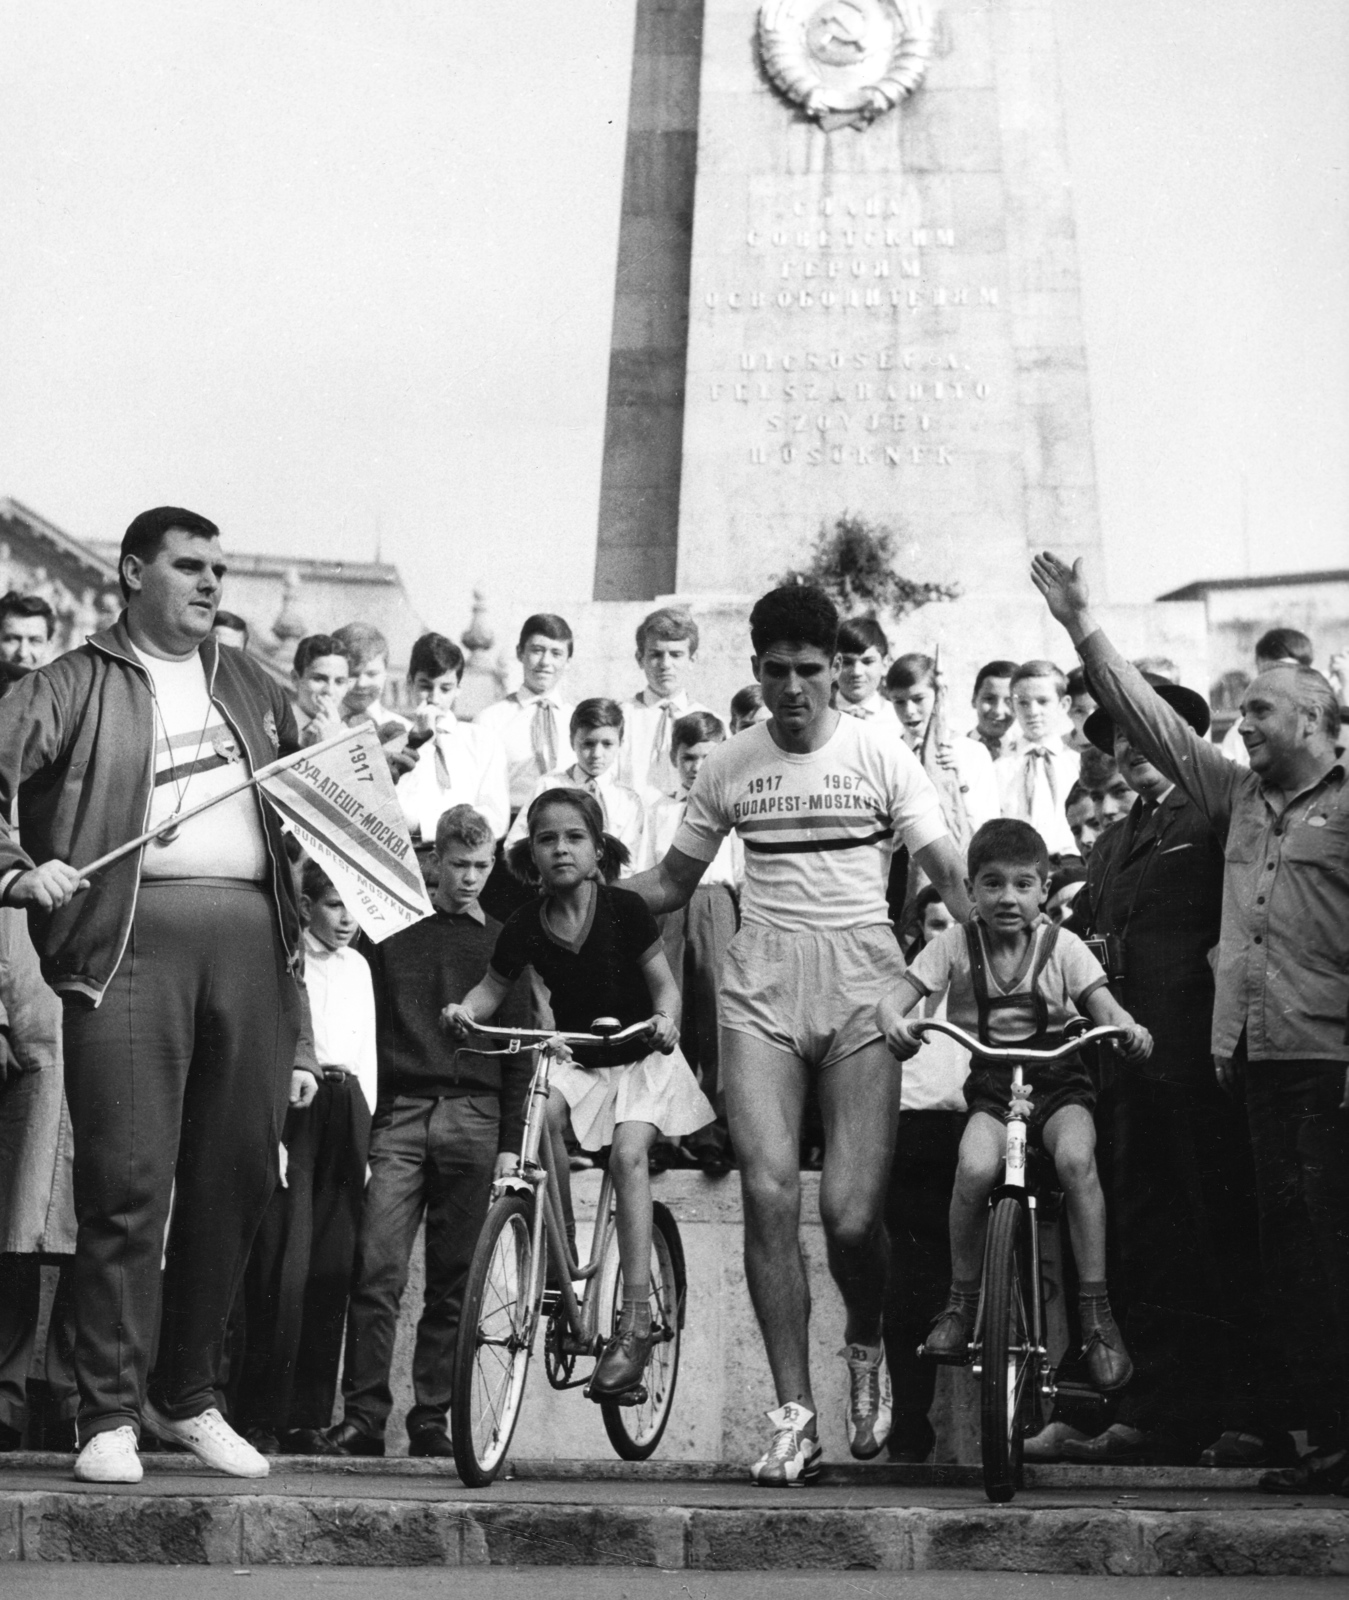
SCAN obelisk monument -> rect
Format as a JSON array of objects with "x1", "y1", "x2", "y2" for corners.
[{"x1": 595, "y1": 0, "x2": 1106, "y2": 607}]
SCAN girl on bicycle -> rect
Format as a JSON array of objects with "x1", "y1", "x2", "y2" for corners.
[{"x1": 443, "y1": 788, "x2": 713, "y2": 1398}]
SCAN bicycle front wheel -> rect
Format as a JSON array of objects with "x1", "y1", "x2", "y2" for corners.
[
  {"x1": 980, "y1": 1195, "x2": 1037, "y2": 1503},
  {"x1": 451, "y1": 1192, "x2": 537, "y2": 1486},
  {"x1": 598, "y1": 1201, "x2": 686, "y2": 1460}
]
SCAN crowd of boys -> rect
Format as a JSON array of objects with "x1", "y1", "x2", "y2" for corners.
[{"x1": 0, "y1": 531, "x2": 1346, "y2": 1496}]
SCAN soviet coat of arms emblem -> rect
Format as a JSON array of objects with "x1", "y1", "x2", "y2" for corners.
[{"x1": 758, "y1": 0, "x2": 935, "y2": 131}]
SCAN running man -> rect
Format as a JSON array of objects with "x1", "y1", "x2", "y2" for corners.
[{"x1": 629, "y1": 585, "x2": 971, "y2": 1484}]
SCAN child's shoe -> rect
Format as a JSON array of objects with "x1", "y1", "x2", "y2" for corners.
[
  {"x1": 1080, "y1": 1295, "x2": 1133, "y2": 1391},
  {"x1": 921, "y1": 1286, "x2": 979, "y2": 1364},
  {"x1": 589, "y1": 1327, "x2": 653, "y2": 1398}
]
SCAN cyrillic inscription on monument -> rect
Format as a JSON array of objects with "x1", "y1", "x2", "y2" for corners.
[{"x1": 696, "y1": 189, "x2": 1006, "y2": 473}]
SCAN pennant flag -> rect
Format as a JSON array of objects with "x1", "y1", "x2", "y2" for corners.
[
  {"x1": 919, "y1": 645, "x2": 975, "y2": 858},
  {"x1": 258, "y1": 723, "x2": 433, "y2": 942}
]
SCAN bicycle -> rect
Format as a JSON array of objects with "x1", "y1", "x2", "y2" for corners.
[
  {"x1": 448, "y1": 1018, "x2": 687, "y2": 1487},
  {"x1": 909, "y1": 1017, "x2": 1129, "y2": 1504}
]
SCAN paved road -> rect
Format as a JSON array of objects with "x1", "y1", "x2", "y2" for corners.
[{"x1": 0, "y1": 1569, "x2": 1343, "y2": 1599}]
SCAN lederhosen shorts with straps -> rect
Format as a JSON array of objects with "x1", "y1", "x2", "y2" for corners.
[{"x1": 960, "y1": 921, "x2": 1097, "y2": 1141}]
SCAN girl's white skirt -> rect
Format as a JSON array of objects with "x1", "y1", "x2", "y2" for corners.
[{"x1": 551, "y1": 1046, "x2": 714, "y2": 1152}]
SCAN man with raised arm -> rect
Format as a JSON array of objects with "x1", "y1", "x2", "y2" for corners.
[
  {"x1": 0, "y1": 507, "x2": 317, "y2": 1486},
  {"x1": 1031, "y1": 550, "x2": 1349, "y2": 1496},
  {"x1": 629, "y1": 584, "x2": 971, "y2": 1485}
]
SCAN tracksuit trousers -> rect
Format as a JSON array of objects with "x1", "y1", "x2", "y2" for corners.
[{"x1": 61, "y1": 881, "x2": 302, "y2": 1442}]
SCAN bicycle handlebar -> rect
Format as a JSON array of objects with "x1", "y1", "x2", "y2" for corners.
[
  {"x1": 455, "y1": 1018, "x2": 654, "y2": 1050},
  {"x1": 909, "y1": 1019, "x2": 1129, "y2": 1065}
]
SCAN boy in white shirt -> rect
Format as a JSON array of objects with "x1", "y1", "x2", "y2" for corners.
[
  {"x1": 506, "y1": 698, "x2": 652, "y2": 874},
  {"x1": 1065, "y1": 666, "x2": 1097, "y2": 756},
  {"x1": 333, "y1": 623, "x2": 412, "y2": 745},
  {"x1": 880, "y1": 819, "x2": 1151, "y2": 1394},
  {"x1": 886, "y1": 653, "x2": 1001, "y2": 831},
  {"x1": 396, "y1": 633, "x2": 510, "y2": 845},
  {"x1": 234, "y1": 863, "x2": 376, "y2": 1454},
  {"x1": 617, "y1": 607, "x2": 710, "y2": 797},
  {"x1": 292, "y1": 635, "x2": 353, "y2": 749},
  {"x1": 648, "y1": 711, "x2": 742, "y2": 1173},
  {"x1": 729, "y1": 683, "x2": 770, "y2": 733},
  {"x1": 835, "y1": 617, "x2": 893, "y2": 731},
  {"x1": 475, "y1": 613, "x2": 577, "y2": 816},
  {"x1": 994, "y1": 660, "x2": 1081, "y2": 858},
  {"x1": 968, "y1": 660, "x2": 1020, "y2": 761}
]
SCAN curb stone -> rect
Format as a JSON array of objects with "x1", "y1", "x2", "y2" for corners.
[
  {"x1": 2, "y1": 1490, "x2": 1346, "y2": 1575},
  {"x1": 242, "y1": 1497, "x2": 464, "y2": 1565},
  {"x1": 18, "y1": 1493, "x2": 241, "y2": 1565}
]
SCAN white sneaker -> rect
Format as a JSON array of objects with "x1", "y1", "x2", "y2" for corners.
[
  {"x1": 74, "y1": 1425, "x2": 143, "y2": 1484},
  {"x1": 841, "y1": 1342, "x2": 892, "y2": 1460},
  {"x1": 142, "y1": 1403, "x2": 269, "y2": 1479},
  {"x1": 750, "y1": 1402, "x2": 823, "y2": 1487}
]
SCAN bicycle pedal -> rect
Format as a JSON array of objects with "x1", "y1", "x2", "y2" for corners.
[
  {"x1": 583, "y1": 1382, "x2": 648, "y2": 1406},
  {"x1": 918, "y1": 1344, "x2": 975, "y2": 1367}
]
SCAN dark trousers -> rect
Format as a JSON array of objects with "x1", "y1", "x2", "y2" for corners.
[
  {"x1": 661, "y1": 883, "x2": 737, "y2": 1119},
  {"x1": 341, "y1": 1093, "x2": 500, "y2": 1438},
  {"x1": 61, "y1": 882, "x2": 301, "y2": 1441},
  {"x1": 0, "y1": 1255, "x2": 77, "y2": 1438},
  {"x1": 235, "y1": 1074, "x2": 371, "y2": 1436},
  {"x1": 1244, "y1": 1060, "x2": 1349, "y2": 1446},
  {"x1": 882, "y1": 1110, "x2": 964, "y2": 1440},
  {"x1": 1109, "y1": 1073, "x2": 1265, "y2": 1445}
]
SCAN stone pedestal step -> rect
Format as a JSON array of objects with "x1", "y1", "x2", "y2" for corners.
[
  {"x1": 2, "y1": 1460, "x2": 1346, "y2": 1576},
  {"x1": 1, "y1": 1450, "x2": 1274, "y2": 1490},
  {"x1": 512, "y1": 1458, "x2": 1269, "y2": 1492}
]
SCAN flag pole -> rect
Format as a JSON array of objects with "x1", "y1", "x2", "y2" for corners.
[{"x1": 76, "y1": 724, "x2": 370, "y2": 881}]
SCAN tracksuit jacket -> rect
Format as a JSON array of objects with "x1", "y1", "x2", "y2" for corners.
[{"x1": 0, "y1": 617, "x2": 304, "y2": 1005}]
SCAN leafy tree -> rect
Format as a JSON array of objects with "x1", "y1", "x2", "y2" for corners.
[{"x1": 777, "y1": 513, "x2": 959, "y2": 618}]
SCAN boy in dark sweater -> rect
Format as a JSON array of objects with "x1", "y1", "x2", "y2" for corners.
[{"x1": 320, "y1": 805, "x2": 533, "y2": 1457}]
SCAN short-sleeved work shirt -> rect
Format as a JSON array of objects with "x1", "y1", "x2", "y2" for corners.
[
  {"x1": 902, "y1": 920, "x2": 1108, "y2": 1047},
  {"x1": 1079, "y1": 630, "x2": 1349, "y2": 1061},
  {"x1": 489, "y1": 883, "x2": 661, "y2": 1067},
  {"x1": 672, "y1": 716, "x2": 947, "y2": 931}
]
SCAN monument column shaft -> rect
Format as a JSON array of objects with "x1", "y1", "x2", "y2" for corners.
[
  {"x1": 594, "y1": 0, "x2": 706, "y2": 604},
  {"x1": 595, "y1": 0, "x2": 1105, "y2": 606}
]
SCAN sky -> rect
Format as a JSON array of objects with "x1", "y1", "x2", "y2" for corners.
[{"x1": 0, "y1": 0, "x2": 1345, "y2": 637}]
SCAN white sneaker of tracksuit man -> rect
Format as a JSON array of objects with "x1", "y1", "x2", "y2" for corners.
[{"x1": 74, "y1": 1406, "x2": 270, "y2": 1484}]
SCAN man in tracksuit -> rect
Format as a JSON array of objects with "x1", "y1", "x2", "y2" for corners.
[{"x1": 0, "y1": 506, "x2": 317, "y2": 1484}]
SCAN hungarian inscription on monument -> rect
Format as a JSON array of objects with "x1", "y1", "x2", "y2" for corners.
[{"x1": 596, "y1": 0, "x2": 1105, "y2": 607}]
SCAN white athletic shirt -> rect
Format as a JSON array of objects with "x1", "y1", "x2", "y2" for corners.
[
  {"x1": 673, "y1": 716, "x2": 947, "y2": 931},
  {"x1": 132, "y1": 646, "x2": 268, "y2": 881},
  {"x1": 302, "y1": 932, "x2": 378, "y2": 1115}
]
